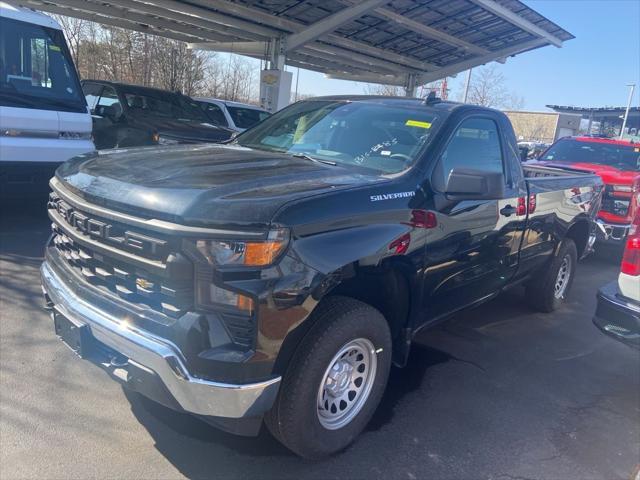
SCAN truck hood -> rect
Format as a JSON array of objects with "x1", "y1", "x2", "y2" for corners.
[
  {"x1": 130, "y1": 115, "x2": 234, "y2": 142},
  {"x1": 56, "y1": 144, "x2": 385, "y2": 228},
  {"x1": 537, "y1": 161, "x2": 639, "y2": 186}
]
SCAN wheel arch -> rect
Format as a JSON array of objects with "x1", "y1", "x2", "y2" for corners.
[
  {"x1": 564, "y1": 217, "x2": 591, "y2": 258},
  {"x1": 272, "y1": 257, "x2": 415, "y2": 376}
]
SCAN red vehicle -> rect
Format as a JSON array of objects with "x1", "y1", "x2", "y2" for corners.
[{"x1": 536, "y1": 136, "x2": 640, "y2": 245}]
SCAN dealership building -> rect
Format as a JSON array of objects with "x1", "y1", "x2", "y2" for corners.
[
  {"x1": 504, "y1": 110, "x2": 582, "y2": 143},
  {"x1": 547, "y1": 105, "x2": 640, "y2": 141}
]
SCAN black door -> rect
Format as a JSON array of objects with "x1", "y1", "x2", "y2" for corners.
[
  {"x1": 421, "y1": 115, "x2": 525, "y2": 322},
  {"x1": 91, "y1": 85, "x2": 124, "y2": 149}
]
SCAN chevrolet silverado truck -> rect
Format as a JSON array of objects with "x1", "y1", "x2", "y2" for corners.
[
  {"x1": 534, "y1": 136, "x2": 640, "y2": 246},
  {"x1": 41, "y1": 97, "x2": 603, "y2": 458}
]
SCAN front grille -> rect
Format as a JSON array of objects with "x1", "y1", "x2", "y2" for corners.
[
  {"x1": 601, "y1": 186, "x2": 631, "y2": 218},
  {"x1": 48, "y1": 192, "x2": 193, "y2": 318}
]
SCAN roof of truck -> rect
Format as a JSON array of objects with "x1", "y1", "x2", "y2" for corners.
[
  {"x1": 302, "y1": 95, "x2": 494, "y2": 114},
  {"x1": 570, "y1": 136, "x2": 638, "y2": 147},
  {"x1": 194, "y1": 97, "x2": 268, "y2": 112},
  {"x1": 0, "y1": 2, "x2": 61, "y2": 29},
  {"x1": 82, "y1": 79, "x2": 192, "y2": 97}
]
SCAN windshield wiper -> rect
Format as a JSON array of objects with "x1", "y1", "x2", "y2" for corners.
[{"x1": 291, "y1": 153, "x2": 337, "y2": 166}]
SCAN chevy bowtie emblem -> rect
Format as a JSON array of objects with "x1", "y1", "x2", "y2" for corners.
[{"x1": 136, "y1": 278, "x2": 153, "y2": 289}]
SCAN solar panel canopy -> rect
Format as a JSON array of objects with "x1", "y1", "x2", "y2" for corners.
[{"x1": 18, "y1": 0, "x2": 574, "y2": 87}]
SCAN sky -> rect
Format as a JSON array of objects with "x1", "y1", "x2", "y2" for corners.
[{"x1": 279, "y1": 0, "x2": 640, "y2": 111}]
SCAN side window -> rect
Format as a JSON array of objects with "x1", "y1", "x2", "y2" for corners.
[
  {"x1": 30, "y1": 38, "x2": 48, "y2": 87},
  {"x1": 96, "y1": 86, "x2": 122, "y2": 118},
  {"x1": 203, "y1": 103, "x2": 228, "y2": 126},
  {"x1": 435, "y1": 117, "x2": 504, "y2": 190},
  {"x1": 83, "y1": 83, "x2": 103, "y2": 111}
]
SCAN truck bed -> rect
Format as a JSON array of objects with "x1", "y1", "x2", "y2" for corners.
[
  {"x1": 523, "y1": 164, "x2": 602, "y2": 195},
  {"x1": 523, "y1": 163, "x2": 597, "y2": 178}
]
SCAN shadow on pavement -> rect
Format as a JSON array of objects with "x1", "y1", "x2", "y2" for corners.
[{"x1": 116, "y1": 251, "x2": 626, "y2": 478}]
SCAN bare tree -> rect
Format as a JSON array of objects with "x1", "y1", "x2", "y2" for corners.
[
  {"x1": 51, "y1": 14, "x2": 86, "y2": 66},
  {"x1": 462, "y1": 65, "x2": 527, "y2": 110},
  {"x1": 152, "y1": 38, "x2": 209, "y2": 95},
  {"x1": 52, "y1": 13, "x2": 260, "y2": 101},
  {"x1": 466, "y1": 65, "x2": 508, "y2": 108},
  {"x1": 504, "y1": 93, "x2": 525, "y2": 111}
]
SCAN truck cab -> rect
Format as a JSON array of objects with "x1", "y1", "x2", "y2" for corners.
[{"x1": 0, "y1": 2, "x2": 93, "y2": 199}]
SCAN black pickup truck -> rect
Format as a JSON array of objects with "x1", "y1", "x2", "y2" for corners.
[{"x1": 41, "y1": 96, "x2": 603, "y2": 458}]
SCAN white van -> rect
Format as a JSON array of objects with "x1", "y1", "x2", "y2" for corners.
[
  {"x1": 0, "y1": 2, "x2": 93, "y2": 198},
  {"x1": 193, "y1": 97, "x2": 271, "y2": 133}
]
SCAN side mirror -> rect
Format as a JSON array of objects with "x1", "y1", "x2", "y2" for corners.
[
  {"x1": 445, "y1": 168, "x2": 505, "y2": 200},
  {"x1": 518, "y1": 146, "x2": 529, "y2": 162}
]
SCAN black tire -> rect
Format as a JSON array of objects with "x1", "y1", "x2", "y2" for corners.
[
  {"x1": 265, "y1": 296, "x2": 392, "y2": 459},
  {"x1": 526, "y1": 238, "x2": 578, "y2": 313}
]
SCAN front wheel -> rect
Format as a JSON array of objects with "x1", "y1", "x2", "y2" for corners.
[
  {"x1": 265, "y1": 296, "x2": 392, "y2": 459},
  {"x1": 526, "y1": 238, "x2": 578, "y2": 312}
]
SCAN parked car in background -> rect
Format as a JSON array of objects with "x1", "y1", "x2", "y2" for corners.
[
  {"x1": 193, "y1": 97, "x2": 270, "y2": 132},
  {"x1": 533, "y1": 136, "x2": 640, "y2": 246},
  {"x1": 0, "y1": 2, "x2": 93, "y2": 199},
  {"x1": 42, "y1": 97, "x2": 603, "y2": 458},
  {"x1": 593, "y1": 209, "x2": 640, "y2": 348},
  {"x1": 517, "y1": 141, "x2": 550, "y2": 161},
  {"x1": 81, "y1": 81, "x2": 234, "y2": 149}
]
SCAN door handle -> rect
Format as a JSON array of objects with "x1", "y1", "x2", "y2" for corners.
[{"x1": 500, "y1": 205, "x2": 518, "y2": 217}]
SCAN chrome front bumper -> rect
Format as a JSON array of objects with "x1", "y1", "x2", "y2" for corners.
[
  {"x1": 41, "y1": 261, "x2": 280, "y2": 419},
  {"x1": 595, "y1": 219, "x2": 631, "y2": 244}
]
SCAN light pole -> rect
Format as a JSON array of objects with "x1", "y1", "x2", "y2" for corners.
[
  {"x1": 619, "y1": 83, "x2": 636, "y2": 140},
  {"x1": 462, "y1": 68, "x2": 472, "y2": 103}
]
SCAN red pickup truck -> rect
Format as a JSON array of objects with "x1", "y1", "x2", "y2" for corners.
[{"x1": 535, "y1": 136, "x2": 640, "y2": 245}]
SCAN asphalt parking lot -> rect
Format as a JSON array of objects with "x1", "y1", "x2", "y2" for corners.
[{"x1": 1, "y1": 201, "x2": 639, "y2": 480}]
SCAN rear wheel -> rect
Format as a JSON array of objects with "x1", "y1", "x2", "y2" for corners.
[
  {"x1": 265, "y1": 296, "x2": 392, "y2": 459},
  {"x1": 526, "y1": 238, "x2": 578, "y2": 312}
]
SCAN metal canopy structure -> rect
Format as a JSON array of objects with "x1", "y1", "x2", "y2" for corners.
[
  {"x1": 547, "y1": 105, "x2": 640, "y2": 138},
  {"x1": 16, "y1": 0, "x2": 573, "y2": 98}
]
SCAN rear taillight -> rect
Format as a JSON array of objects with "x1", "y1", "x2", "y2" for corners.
[{"x1": 621, "y1": 212, "x2": 640, "y2": 276}]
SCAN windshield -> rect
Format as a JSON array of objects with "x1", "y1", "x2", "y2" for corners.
[
  {"x1": 122, "y1": 88, "x2": 210, "y2": 122},
  {"x1": 236, "y1": 100, "x2": 439, "y2": 174},
  {"x1": 541, "y1": 139, "x2": 640, "y2": 171},
  {"x1": 227, "y1": 106, "x2": 270, "y2": 129},
  {"x1": 0, "y1": 17, "x2": 86, "y2": 113}
]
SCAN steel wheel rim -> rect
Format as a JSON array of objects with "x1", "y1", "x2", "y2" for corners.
[
  {"x1": 316, "y1": 338, "x2": 377, "y2": 430},
  {"x1": 554, "y1": 254, "x2": 571, "y2": 299}
]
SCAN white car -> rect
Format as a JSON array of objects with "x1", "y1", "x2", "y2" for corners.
[
  {"x1": 0, "y1": 2, "x2": 93, "y2": 199},
  {"x1": 594, "y1": 209, "x2": 640, "y2": 348},
  {"x1": 193, "y1": 97, "x2": 270, "y2": 133}
]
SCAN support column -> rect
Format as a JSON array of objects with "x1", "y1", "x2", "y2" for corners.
[
  {"x1": 260, "y1": 36, "x2": 293, "y2": 113},
  {"x1": 404, "y1": 73, "x2": 417, "y2": 97}
]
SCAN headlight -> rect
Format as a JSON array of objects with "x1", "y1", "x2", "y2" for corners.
[
  {"x1": 197, "y1": 283, "x2": 254, "y2": 313},
  {"x1": 153, "y1": 133, "x2": 180, "y2": 145},
  {"x1": 612, "y1": 185, "x2": 632, "y2": 192},
  {"x1": 196, "y1": 229, "x2": 289, "y2": 267}
]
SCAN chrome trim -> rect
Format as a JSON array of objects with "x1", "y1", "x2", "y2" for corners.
[
  {"x1": 50, "y1": 177, "x2": 266, "y2": 239},
  {"x1": 49, "y1": 209, "x2": 167, "y2": 274},
  {"x1": 595, "y1": 219, "x2": 631, "y2": 243},
  {"x1": 41, "y1": 261, "x2": 280, "y2": 418},
  {"x1": 1, "y1": 129, "x2": 91, "y2": 140},
  {"x1": 2, "y1": 129, "x2": 59, "y2": 139}
]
